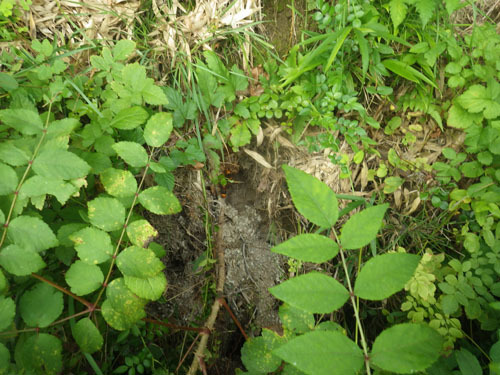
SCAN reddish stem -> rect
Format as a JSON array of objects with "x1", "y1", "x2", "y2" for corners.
[{"x1": 31, "y1": 273, "x2": 94, "y2": 309}]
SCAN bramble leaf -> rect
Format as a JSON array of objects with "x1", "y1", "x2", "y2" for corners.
[
  {"x1": 269, "y1": 272, "x2": 349, "y2": 314},
  {"x1": 102, "y1": 278, "x2": 146, "y2": 329},
  {"x1": 138, "y1": 186, "x2": 181, "y2": 215},
  {"x1": 112, "y1": 141, "x2": 148, "y2": 167},
  {"x1": 20, "y1": 175, "x2": 78, "y2": 204},
  {"x1": 117, "y1": 246, "x2": 164, "y2": 278},
  {"x1": 272, "y1": 234, "x2": 338, "y2": 263},
  {"x1": 88, "y1": 197, "x2": 126, "y2": 232},
  {"x1": 456, "y1": 348, "x2": 482, "y2": 375},
  {"x1": 18, "y1": 334, "x2": 62, "y2": 375},
  {"x1": 0, "y1": 109, "x2": 43, "y2": 135},
  {"x1": 0, "y1": 162, "x2": 17, "y2": 195},
  {"x1": 65, "y1": 261, "x2": 104, "y2": 295},
  {"x1": 273, "y1": 330, "x2": 364, "y2": 375},
  {"x1": 73, "y1": 318, "x2": 103, "y2": 354},
  {"x1": 19, "y1": 283, "x2": 63, "y2": 328},
  {"x1": 70, "y1": 227, "x2": 113, "y2": 264},
  {"x1": 283, "y1": 165, "x2": 338, "y2": 228},
  {"x1": 354, "y1": 253, "x2": 420, "y2": 300},
  {"x1": 0, "y1": 142, "x2": 29, "y2": 166},
  {"x1": 100, "y1": 168, "x2": 137, "y2": 197},
  {"x1": 230, "y1": 123, "x2": 251, "y2": 149},
  {"x1": 0, "y1": 296, "x2": 15, "y2": 331},
  {"x1": 0, "y1": 244, "x2": 46, "y2": 276},
  {"x1": 370, "y1": 323, "x2": 443, "y2": 373},
  {"x1": 126, "y1": 220, "x2": 158, "y2": 247},
  {"x1": 340, "y1": 204, "x2": 388, "y2": 250},
  {"x1": 124, "y1": 272, "x2": 167, "y2": 300},
  {"x1": 112, "y1": 40, "x2": 136, "y2": 60},
  {"x1": 279, "y1": 304, "x2": 315, "y2": 334},
  {"x1": 142, "y1": 80, "x2": 169, "y2": 105},
  {"x1": 110, "y1": 107, "x2": 149, "y2": 130},
  {"x1": 144, "y1": 112, "x2": 173, "y2": 147},
  {"x1": 241, "y1": 335, "x2": 282, "y2": 373},
  {"x1": 7, "y1": 215, "x2": 58, "y2": 252},
  {"x1": 33, "y1": 149, "x2": 90, "y2": 180},
  {"x1": 415, "y1": 0, "x2": 435, "y2": 27}
]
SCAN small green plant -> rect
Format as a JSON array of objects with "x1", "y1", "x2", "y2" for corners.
[{"x1": 238, "y1": 166, "x2": 443, "y2": 375}]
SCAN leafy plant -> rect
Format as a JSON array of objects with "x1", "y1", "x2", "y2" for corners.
[{"x1": 238, "y1": 166, "x2": 443, "y2": 375}]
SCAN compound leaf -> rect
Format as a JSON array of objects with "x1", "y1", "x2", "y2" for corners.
[
  {"x1": 72, "y1": 318, "x2": 103, "y2": 354},
  {"x1": 88, "y1": 197, "x2": 125, "y2": 232},
  {"x1": 272, "y1": 234, "x2": 338, "y2": 263},
  {"x1": 0, "y1": 244, "x2": 46, "y2": 276},
  {"x1": 282, "y1": 165, "x2": 338, "y2": 228},
  {"x1": 112, "y1": 141, "x2": 148, "y2": 167},
  {"x1": 144, "y1": 112, "x2": 173, "y2": 147},
  {"x1": 100, "y1": 168, "x2": 137, "y2": 197},
  {"x1": 7, "y1": 215, "x2": 58, "y2": 253},
  {"x1": 0, "y1": 296, "x2": 15, "y2": 331},
  {"x1": 110, "y1": 106, "x2": 149, "y2": 130},
  {"x1": 65, "y1": 261, "x2": 104, "y2": 295},
  {"x1": 19, "y1": 283, "x2": 63, "y2": 328},
  {"x1": 70, "y1": 227, "x2": 113, "y2": 264},
  {"x1": 124, "y1": 272, "x2": 167, "y2": 300},
  {"x1": 126, "y1": 220, "x2": 158, "y2": 248},
  {"x1": 340, "y1": 204, "x2": 388, "y2": 250},
  {"x1": 273, "y1": 330, "x2": 364, "y2": 375},
  {"x1": 33, "y1": 149, "x2": 90, "y2": 180},
  {"x1": 371, "y1": 323, "x2": 443, "y2": 373},
  {"x1": 138, "y1": 186, "x2": 181, "y2": 215},
  {"x1": 269, "y1": 272, "x2": 349, "y2": 314},
  {"x1": 354, "y1": 253, "x2": 420, "y2": 300},
  {"x1": 116, "y1": 246, "x2": 164, "y2": 278}
]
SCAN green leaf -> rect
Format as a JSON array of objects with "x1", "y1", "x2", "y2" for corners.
[
  {"x1": 112, "y1": 141, "x2": 148, "y2": 167},
  {"x1": 457, "y1": 84, "x2": 500, "y2": 119},
  {"x1": 273, "y1": 330, "x2": 364, "y2": 375},
  {"x1": 47, "y1": 118, "x2": 80, "y2": 138},
  {"x1": 101, "y1": 299, "x2": 142, "y2": 331},
  {"x1": 241, "y1": 336, "x2": 282, "y2": 373},
  {"x1": 138, "y1": 186, "x2": 181, "y2": 215},
  {"x1": 0, "y1": 296, "x2": 15, "y2": 331},
  {"x1": 124, "y1": 272, "x2": 167, "y2": 300},
  {"x1": 102, "y1": 278, "x2": 146, "y2": 329},
  {"x1": 269, "y1": 272, "x2": 349, "y2": 314},
  {"x1": 0, "y1": 244, "x2": 45, "y2": 276},
  {"x1": 117, "y1": 246, "x2": 164, "y2": 278},
  {"x1": 283, "y1": 165, "x2": 339, "y2": 227},
  {"x1": 144, "y1": 112, "x2": 173, "y2": 147},
  {"x1": 447, "y1": 104, "x2": 482, "y2": 129},
  {"x1": 230, "y1": 123, "x2": 251, "y2": 148},
  {"x1": 33, "y1": 149, "x2": 90, "y2": 180},
  {"x1": 0, "y1": 209, "x2": 4, "y2": 225},
  {"x1": 65, "y1": 261, "x2": 104, "y2": 295},
  {"x1": 0, "y1": 109, "x2": 43, "y2": 135},
  {"x1": 82, "y1": 152, "x2": 112, "y2": 174},
  {"x1": 142, "y1": 81, "x2": 169, "y2": 105},
  {"x1": 126, "y1": 220, "x2": 158, "y2": 247},
  {"x1": 73, "y1": 318, "x2": 104, "y2": 354},
  {"x1": 112, "y1": 40, "x2": 136, "y2": 60},
  {"x1": 455, "y1": 348, "x2": 482, "y2": 375},
  {"x1": 271, "y1": 234, "x2": 339, "y2": 263},
  {"x1": 354, "y1": 29, "x2": 369, "y2": 81},
  {"x1": 354, "y1": 253, "x2": 420, "y2": 300},
  {"x1": 110, "y1": 107, "x2": 149, "y2": 130},
  {"x1": 383, "y1": 176, "x2": 404, "y2": 194},
  {"x1": 441, "y1": 294, "x2": 459, "y2": 314},
  {"x1": 279, "y1": 304, "x2": 315, "y2": 334},
  {"x1": 415, "y1": 0, "x2": 435, "y2": 27},
  {"x1": 382, "y1": 59, "x2": 437, "y2": 88},
  {"x1": 19, "y1": 334, "x2": 62, "y2": 375},
  {"x1": 7, "y1": 215, "x2": 58, "y2": 252},
  {"x1": 122, "y1": 63, "x2": 147, "y2": 92},
  {"x1": 340, "y1": 204, "x2": 388, "y2": 250},
  {"x1": 0, "y1": 142, "x2": 30, "y2": 166},
  {"x1": 389, "y1": 0, "x2": 407, "y2": 29},
  {"x1": 20, "y1": 175, "x2": 78, "y2": 205},
  {"x1": 71, "y1": 226, "x2": 114, "y2": 264},
  {"x1": 0, "y1": 72, "x2": 18, "y2": 91},
  {"x1": 19, "y1": 283, "x2": 63, "y2": 328},
  {"x1": 0, "y1": 342, "x2": 10, "y2": 374},
  {"x1": 0, "y1": 162, "x2": 17, "y2": 195},
  {"x1": 371, "y1": 323, "x2": 443, "y2": 373},
  {"x1": 100, "y1": 168, "x2": 137, "y2": 197},
  {"x1": 88, "y1": 197, "x2": 125, "y2": 232},
  {"x1": 325, "y1": 27, "x2": 352, "y2": 72}
]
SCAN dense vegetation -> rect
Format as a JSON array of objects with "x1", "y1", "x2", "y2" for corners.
[{"x1": 0, "y1": 0, "x2": 499, "y2": 374}]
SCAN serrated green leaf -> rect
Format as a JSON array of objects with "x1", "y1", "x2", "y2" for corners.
[
  {"x1": 73, "y1": 318, "x2": 103, "y2": 354},
  {"x1": 0, "y1": 209, "x2": 4, "y2": 225},
  {"x1": 0, "y1": 109, "x2": 43, "y2": 135},
  {"x1": 272, "y1": 234, "x2": 338, "y2": 263},
  {"x1": 20, "y1": 175, "x2": 78, "y2": 205},
  {"x1": 7, "y1": 215, "x2": 58, "y2": 252},
  {"x1": 112, "y1": 141, "x2": 148, "y2": 167},
  {"x1": 241, "y1": 336, "x2": 282, "y2": 373},
  {"x1": 102, "y1": 278, "x2": 146, "y2": 329},
  {"x1": 0, "y1": 162, "x2": 17, "y2": 195},
  {"x1": 279, "y1": 304, "x2": 315, "y2": 334},
  {"x1": 122, "y1": 63, "x2": 147, "y2": 92},
  {"x1": 456, "y1": 348, "x2": 482, "y2": 375},
  {"x1": 19, "y1": 283, "x2": 63, "y2": 328},
  {"x1": 126, "y1": 220, "x2": 158, "y2": 247},
  {"x1": 112, "y1": 40, "x2": 136, "y2": 60},
  {"x1": 117, "y1": 246, "x2": 164, "y2": 278},
  {"x1": 65, "y1": 261, "x2": 104, "y2": 295},
  {"x1": 144, "y1": 112, "x2": 173, "y2": 147},
  {"x1": 71, "y1": 226, "x2": 113, "y2": 264},
  {"x1": 415, "y1": 0, "x2": 435, "y2": 27},
  {"x1": 447, "y1": 103, "x2": 482, "y2": 129},
  {"x1": 0, "y1": 72, "x2": 18, "y2": 91},
  {"x1": 0, "y1": 342, "x2": 10, "y2": 374},
  {"x1": 124, "y1": 272, "x2": 167, "y2": 300},
  {"x1": 101, "y1": 299, "x2": 141, "y2": 331},
  {"x1": 354, "y1": 253, "x2": 420, "y2": 300},
  {"x1": 0, "y1": 244, "x2": 45, "y2": 276},
  {"x1": 100, "y1": 168, "x2": 137, "y2": 197},
  {"x1": 457, "y1": 84, "x2": 500, "y2": 119},
  {"x1": 138, "y1": 186, "x2": 181, "y2": 215},
  {"x1": 33, "y1": 149, "x2": 90, "y2": 180},
  {"x1": 142, "y1": 81, "x2": 169, "y2": 105},
  {"x1": 19, "y1": 334, "x2": 62, "y2": 375},
  {"x1": 57, "y1": 223, "x2": 87, "y2": 247},
  {"x1": 340, "y1": 204, "x2": 388, "y2": 250},
  {"x1": 0, "y1": 142, "x2": 29, "y2": 166},
  {"x1": 0, "y1": 296, "x2": 15, "y2": 331},
  {"x1": 389, "y1": 0, "x2": 407, "y2": 29},
  {"x1": 230, "y1": 123, "x2": 251, "y2": 148},
  {"x1": 47, "y1": 118, "x2": 80, "y2": 138},
  {"x1": 273, "y1": 330, "x2": 364, "y2": 375},
  {"x1": 383, "y1": 176, "x2": 404, "y2": 194},
  {"x1": 283, "y1": 165, "x2": 338, "y2": 228},
  {"x1": 371, "y1": 323, "x2": 443, "y2": 373},
  {"x1": 269, "y1": 272, "x2": 349, "y2": 314},
  {"x1": 88, "y1": 197, "x2": 125, "y2": 232},
  {"x1": 110, "y1": 106, "x2": 149, "y2": 130}
]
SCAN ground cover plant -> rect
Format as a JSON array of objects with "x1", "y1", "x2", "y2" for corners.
[{"x1": 1, "y1": 0, "x2": 500, "y2": 374}]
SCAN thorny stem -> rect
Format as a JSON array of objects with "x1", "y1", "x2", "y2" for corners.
[{"x1": 333, "y1": 229, "x2": 372, "y2": 375}]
